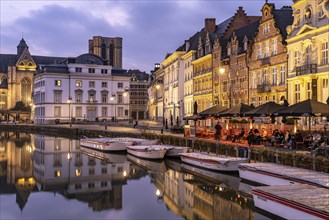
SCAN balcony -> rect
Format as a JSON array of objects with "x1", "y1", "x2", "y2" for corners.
[
  {"x1": 257, "y1": 83, "x2": 271, "y2": 93},
  {"x1": 296, "y1": 64, "x2": 317, "y2": 76}
]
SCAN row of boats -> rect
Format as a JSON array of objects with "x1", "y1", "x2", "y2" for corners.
[{"x1": 80, "y1": 136, "x2": 329, "y2": 220}]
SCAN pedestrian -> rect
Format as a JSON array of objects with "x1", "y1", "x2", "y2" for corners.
[{"x1": 214, "y1": 121, "x2": 222, "y2": 141}]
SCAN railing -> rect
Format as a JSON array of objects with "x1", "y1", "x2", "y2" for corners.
[
  {"x1": 257, "y1": 83, "x2": 271, "y2": 93},
  {"x1": 296, "y1": 63, "x2": 317, "y2": 76}
]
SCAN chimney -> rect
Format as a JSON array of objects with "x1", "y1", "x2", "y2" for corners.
[
  {"x1": 154, "y1": 63, "x2": 160, "y2": 71},
  {"x1": 205, "y1": 18, "x2": 216, "y2": 33}
]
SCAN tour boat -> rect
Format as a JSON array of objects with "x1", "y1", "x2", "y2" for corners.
[
  {"x1": 152, "y1": 145, "x2": 189, "y2": 157},
  {"x1": 80, "y1": 137, "x2": 159, "y2": 152},
  {"x1": 127, "y1": 154, "x2": 167, "y2": 172},
  {"x1": 127, "y1": 145, "x2": 168, "y2": 159},
  {"x1": 179, "y1": 152, "x2": 248, "y2": 172},
  {"x1": 252, "y1": 184, "x2": 329, "y2": 220},
  {"x1": 80, "y1": 147, "x2": 127, "y2": 164},
  {"x1": 238, "y1": 162, "x2": 329, "y2": 189}
]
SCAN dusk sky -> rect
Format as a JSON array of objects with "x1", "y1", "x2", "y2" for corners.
[{"x1": 1, "y1": 0, "x2": 292, "y2": 72}]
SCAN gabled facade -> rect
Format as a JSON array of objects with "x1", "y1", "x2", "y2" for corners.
[
  {"x1": 249, "y1": 3, "x2": 293, "y2": 106},
  {"x1": 286, "y1": 0, "x2": 329, "y2": 105},
  {"x1": 148, "y1": 64, "x2": 164, "y2": 122}
]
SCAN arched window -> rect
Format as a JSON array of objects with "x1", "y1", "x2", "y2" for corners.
[{"x1": 21, "y1": 78, "x2": 32, "y2": 104}]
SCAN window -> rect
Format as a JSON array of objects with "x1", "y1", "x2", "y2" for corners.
[
  {"x1": 251, "y1": 73, "x2": 256, "y2": 89},
  {"x1": 54, "y1": 106, "x2": 61, "y2": 117},
  {"x1": 265, "y1": 41, "x2": 270, "y2": 57},
  {"x1": 75, "y1": 67, "x2": 82, "y2": 72},
  {"x1": 102, "y1": 82, "x2": 107, "y2": 88},
  {"x1": 264, "y1": 69, "x2": 268, "y2": 84},
  {"x1": 101, "y1": 167, "x2": 107, "y2": 174},
  {"x1": 306, "y1": 45, "x2": 312, "y2": 64},
  {"x1": 257, "y1": 44, "x2": 262, "y2": 59},
  {"x1": 102, "y1": 107, "x2": 107, "y2": 117},
  {"x1": 88, "y1": 68, "x2": 95, "y2": 73},
  {"x1": 318, "y1": 5, "x2": 324, "y2": 17},
  {"x1": 323, "y1": 78, "x2": 329, "y2": 89},
  {"x1": 258, "y1": 71, "x2": 262, "y2": 85},
  {"x1": 89, "y1": 168, "x2": 95, "y2": 175},
  {"x1": 75, "y1": 80, "x2": 82, "y2": 87},
  {"x1": 118, "y1": 94, "x2": 123, "y2": 104},
  {"x1": 101, "y1": 93, "x2": 107, "y2": 103},
  {"x1": 76, "y1": 107, "x2": 82, "y2": 117},
  {"x1": 101, "y1": 181, "x2": 107, "y2": 187},
  {"x1": 88, "y1": 93, "x2": 95, "y2": 103},
  {"x1": 54, "y1": 170, "x2": 61, "y2": 177},
  {"x1": 273, "y1": 38, "x2": 277, "y2": 55},
  {"x1": 101, "y1": 69, "x2": 108, "y2": 74},
  {"x1": 118, "y1": 82, "x2": 123, "y2": 88},
  {"x1": 258, "y1": 97, "x2": 262, "y2": 105},
  {"x1": 294, "y1": 50, "x2": 300, "y2": 66},
  {"x1": 54, "y1": 139, "x2": 61, "y2": 150},
  {"x1": 307, "y1": 81, "x2": 312, "y2": 99},
  {"x1": 89, "y1": 81, "x2": 95, "y2": 88},
  {"x1": 75, "y1": 92, "x2": 82, "y2": 103},
  {"x1": 75, "y1": 169, "x2": 81, "y2": 177},
  {"x1": 88, "y1": 183, "x2": 95, "y2": 188},
  {"x1": 55, "y1": 80, "x2": 61, "y2": 87},
  {"x1": 263, "y1": 23, "x2": 270, "y2": 34},
  {"x1": 272, "y1": 67, "x2": 277, "y2": 86},
  {"x1": 280, "y1": 66, "x2": 286, "y2": 85},
  {"x1": 321, "y1": 42, "x2": 328, "y2": 65},
  {"x1": 75, "y1": 184, "x2": 81, "y2": 189},
  {"x1": 54, "y1": 91, "x2": 62, "y2": 103},
  {"x1": 295, "y1": 83, "x2": 300, "y2": 103}
]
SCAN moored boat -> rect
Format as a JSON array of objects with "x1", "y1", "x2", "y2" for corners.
[
  {"x1": 238, "y1": 162, "x2": 329, "y2": 189},
  {"x1": 80, "y1": 147, "x2": 127, "y2": 164},
  {"x1": 127, "y1": 145, "x2": 168, "y2": 159},
  {"x1": 252, "y1": 184, "x2": 329, "y2": 220},
  {"x1": 80, "y1": 137, "x2": 159, "y2": 152},
  {"x1": 179, "y1": 152, "x2": 248, "y2": 172},
  {"x1": 151, "y1": 145, "x2": 189, "y2": 157}
]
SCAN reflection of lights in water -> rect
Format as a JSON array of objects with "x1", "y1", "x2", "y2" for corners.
[
  {"x1": 219, "y1": 187, "x2": 223, "y2": 192},
  {"x1": 27, "y1": 145, "x2": 32, "y2": 153},
  {"x1": 156, "y1": 189, "x2": 161, "y2": 196},
  {"x1": 123, "y1": 171, "x2": 127, "y2": 177},
  {"x1": 67, "y1": 153, "x2": 72, "y2": 160},
  {"x1": 237, "y1": 194, "x2": 240, "y2": 198}
]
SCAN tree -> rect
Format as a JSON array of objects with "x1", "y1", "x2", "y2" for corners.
[{"x1": 11, "y1": 101, "x2": 31, "y2": 112}]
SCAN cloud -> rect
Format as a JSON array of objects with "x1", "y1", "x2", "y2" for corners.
[{"x1": 0, "y1": 0, "x2": 292, "y2": 72}]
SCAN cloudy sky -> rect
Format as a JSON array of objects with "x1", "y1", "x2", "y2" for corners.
[{"x1": 1, "y1": 0, "x2": 292, "y2": 72}]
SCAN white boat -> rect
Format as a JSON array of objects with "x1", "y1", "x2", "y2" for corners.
[
  {"x1": 252, "y1": 184, "x2": 329, "y2": 220},
  {"x1": 127, "y1": 154, "x2": 167, "y2": 172},
  {"x1": 127, "y1": 145, "x2": 168, "y2": 159},
  {"x1": 238, "y1": 162, "x2": 329, "y2": 189},
  {"x1": 158, "y1": 145, "x2": 189, "y2": 157},
  {"x1": 80, "y1": 137, "x2": 159, "y2": 152},
  {"x1": 80, "y1": 147, "x2": 127, "y2": 164},
  {"x1": 179, "y1": 152, "x2": 248, "y2": 172}
]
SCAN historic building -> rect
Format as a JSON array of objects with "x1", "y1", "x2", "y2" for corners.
[
  {"x1": 181, "y1": 49, "x2": 195, "y2": 119},
  {"x1": 0, "y1": 39, "x2": 64, "y2": 111},
  {"x1": 33, "y1": 54, "x2": 130, "y2": 124},
  {"x1": 162, "y1": 51, "x2": 185, "y2": 126},
  {"x1": 148, "y1": 63, "x2": 164, "y2": 122},
  {"x1": 126, "y1": 69, "x2": 150, "y2": 120},
  {"x1": 88, "y1": 36, "x2": 123, "y2": 69},
  {"x1": 221, "y1": 21, "x2": 260, "y2": 108},
  {"x1": 249, "y1": 3, "x2": 293, "y2": 107},
  {"x1": 286, "y1": 0, "x2": 329, "y2": 105}
]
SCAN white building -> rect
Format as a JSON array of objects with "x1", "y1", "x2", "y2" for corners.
[{"x1": 33, "y1": 54, "x2": 130, "y2": 124}]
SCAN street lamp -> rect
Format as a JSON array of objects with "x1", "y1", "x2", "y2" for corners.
[
  {"x1": 110, "y1": 94, "x2": 116, "y2": 122},
  {"x1": 67, "y1": 97, "x2": 72, "y2": 127}
]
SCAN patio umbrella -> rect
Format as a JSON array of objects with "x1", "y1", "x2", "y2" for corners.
[
  {"x1": 216, "y1": 103, "x2": 254, "y2": 117},
  {"x1": 244, "y1": 101, "x2": 287, "y2": 117},
  {"x1": 199, "y1": 105, "x2": 227, "y2": 117},
  {"x1": 274, "y1": 99, "x2": 329, "y2": 117}
]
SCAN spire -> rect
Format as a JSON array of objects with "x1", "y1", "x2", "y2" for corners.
[{"x1": 17, "y1": 38, "x2": 29, "y2": 58}]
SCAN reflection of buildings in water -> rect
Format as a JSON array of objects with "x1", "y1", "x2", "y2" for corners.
[
  {"x1": 0, "y1": 132, "x2": 35, "y2": 210},
  {"x1": 32, "y1": 134, "x2": 147, "y2": 211},
  {"x1": 152, "y1": 160, "x2": 255, "y2": 220}
]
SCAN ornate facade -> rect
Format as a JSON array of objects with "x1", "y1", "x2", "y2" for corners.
[
  {"x1": 249, "y1": 3, "x2": 293, "y2": 106},
  {"x1": 286, "y1": 0, "x2": 329, "y2": 105}
]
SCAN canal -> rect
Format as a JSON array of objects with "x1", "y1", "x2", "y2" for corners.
[{"x1": 0, "y1": 132, "x2": 273, "y2": 219}]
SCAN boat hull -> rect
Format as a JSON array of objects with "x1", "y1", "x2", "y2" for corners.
[
  {"x1": 179, "y1": 153, "x2": 247, "y2": 172},
  {"x1": 127, "y1": 146, "x2": 167, "y2": 159},
  {"x1": 165, "y1": 147, "x2": 189, "y2": 157},
  {"x1": 127, "y1": 154, "x2": 166, "y2": 172},
  {"x1": 80, "y1": 140, "x2": 132, "y2": 152}
]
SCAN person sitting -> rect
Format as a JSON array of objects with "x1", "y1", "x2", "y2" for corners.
[
  {"x1": 247, "y1": 129, "x2": 254, "y2": 146},
  {"x1": 232, "y1": 128, "x2": 245, "y2": 143}
]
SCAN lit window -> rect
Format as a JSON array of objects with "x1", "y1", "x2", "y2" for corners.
[
  {"x1": 55, "y1": 80, "x2": 61, "y2": 87},
  {"x1": 89, "y1": 81, "x2": 95, "y2": 87},
  {"x1": 55, "y1": 170, "x2": 61, "y2": 177},
  {"x1": 75, "y1": 80, "x2": 82, "y2": 87},
  {"x1": 75, "y1": 169, "x2": 81, "y2": 177}
]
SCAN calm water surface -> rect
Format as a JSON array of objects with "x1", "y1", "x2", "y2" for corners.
[{"x1": 0, "y1": 132, "x2": 272, "y2": 219}]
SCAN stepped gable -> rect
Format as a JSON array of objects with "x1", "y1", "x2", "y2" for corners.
[
  {"x1": 223, "y1": 6, "x2": 261, "y2": 40},
  {"x1": 272, "y1": 6, "x2": 293, "y2": 39}
]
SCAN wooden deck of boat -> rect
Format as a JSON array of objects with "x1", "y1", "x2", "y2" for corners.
[
  {"x1": 252, "y1": 184, "x2": 329, "y2": 215},
  {"x1": 240, "y1": 162, "x2": 329, "y2": 188}
]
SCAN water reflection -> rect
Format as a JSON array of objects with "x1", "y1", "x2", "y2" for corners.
[{"x1": 1, "y1": 132, "x2": 269, "y2": 219}]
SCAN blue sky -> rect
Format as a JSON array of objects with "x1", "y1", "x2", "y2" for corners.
[{"x1": 0, "y1": 0, "x2": 292, "y2": 72}]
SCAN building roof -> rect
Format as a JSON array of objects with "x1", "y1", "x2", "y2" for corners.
[{"x1": 272, "y1": 6, "x2": 293, "y2": 39}]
